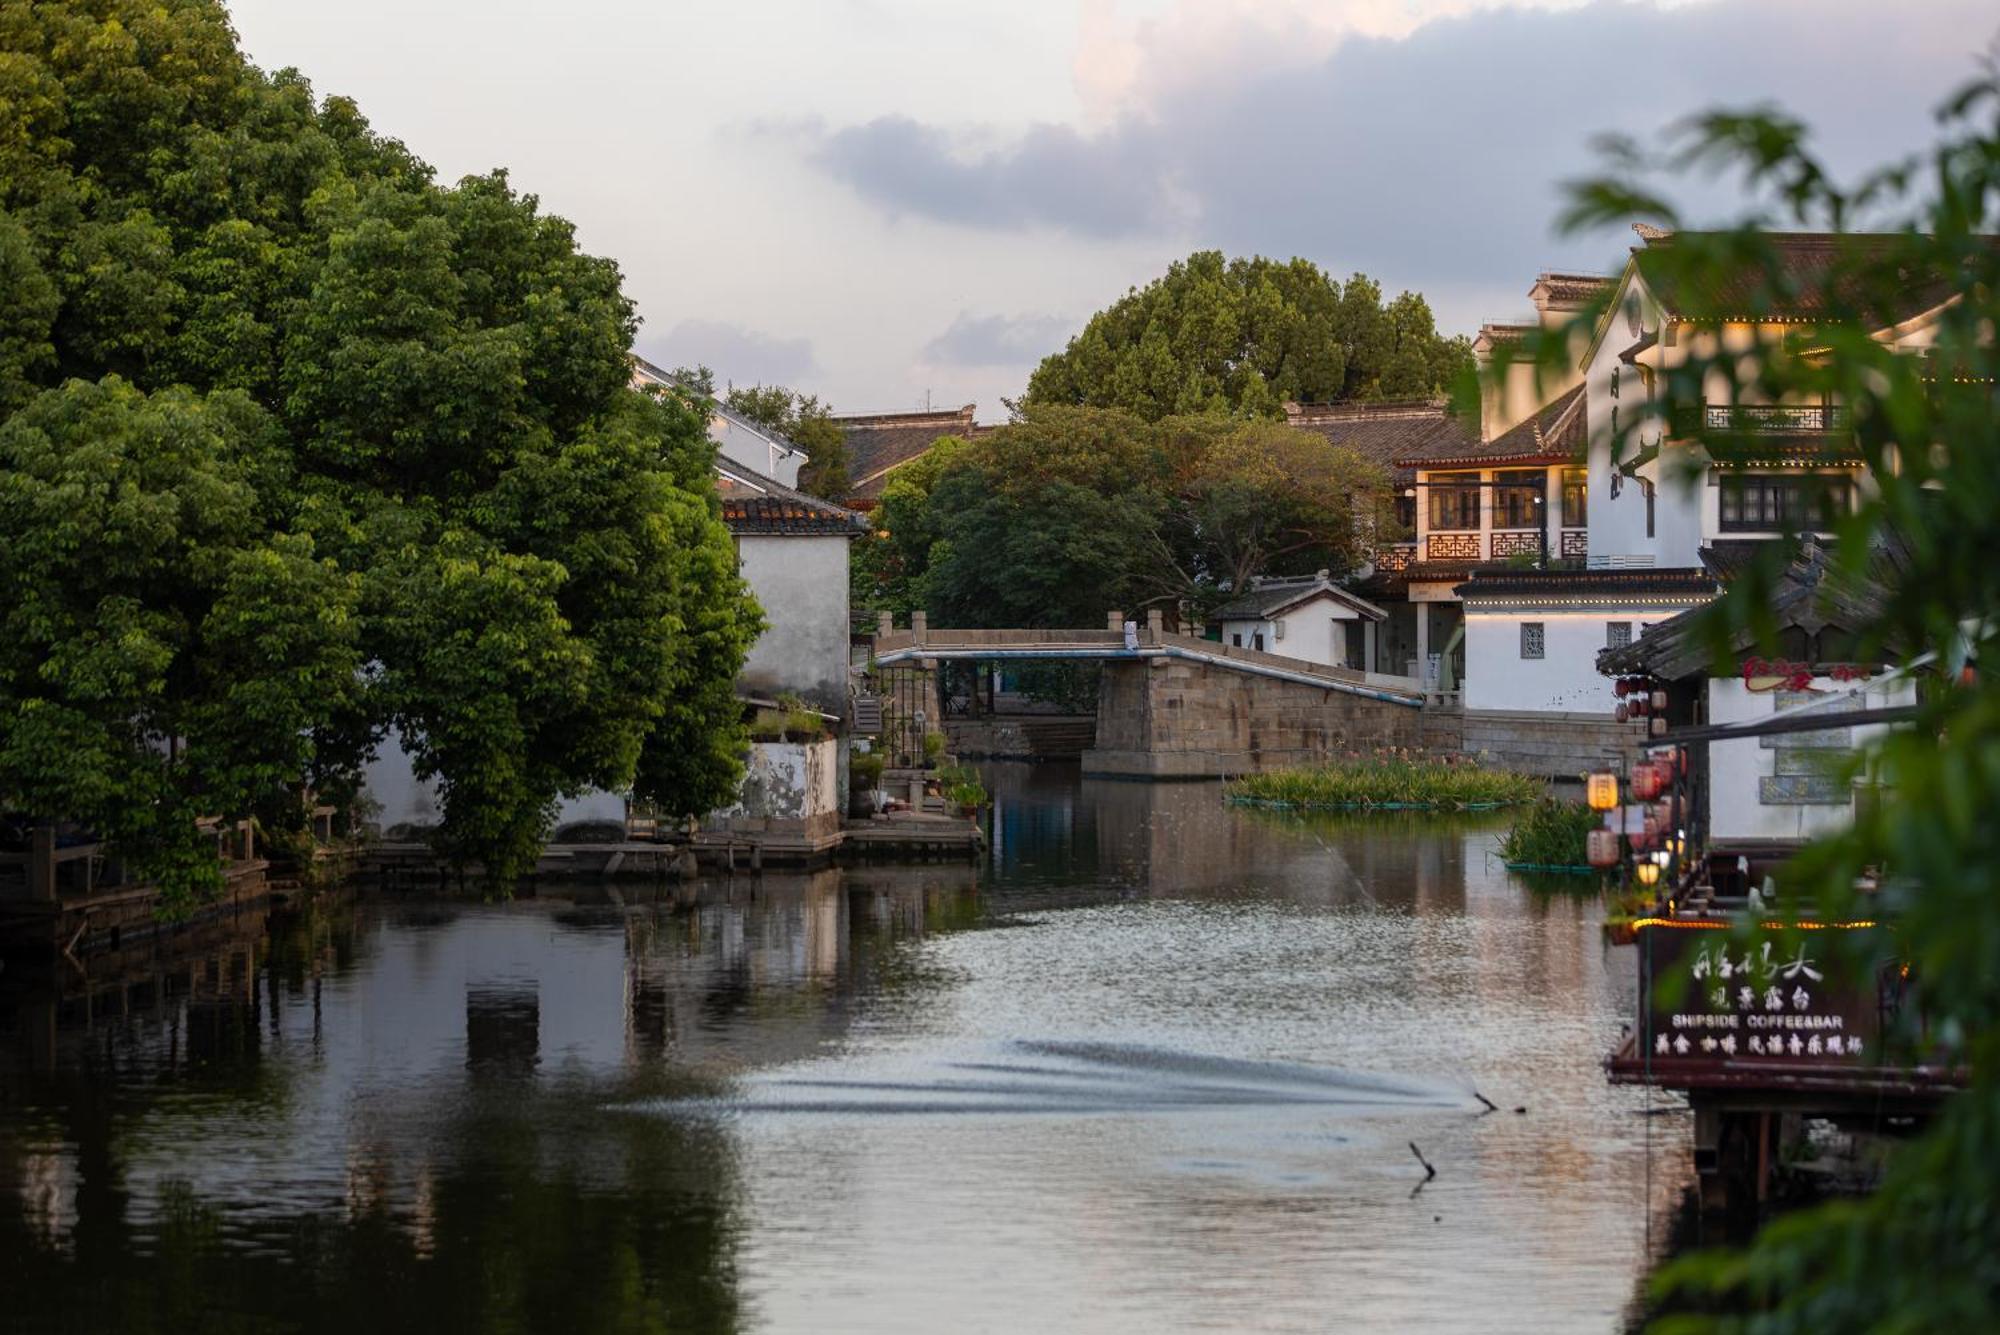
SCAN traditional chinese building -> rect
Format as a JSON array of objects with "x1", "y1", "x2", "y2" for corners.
[{"x1": 829, "y1": 404, "x2": 984, "y2": 510}]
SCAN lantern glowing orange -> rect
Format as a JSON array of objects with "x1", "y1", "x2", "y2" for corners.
[
  {"x1": 1586, "y1": 771, "x2": 1619, "y2": 812},
  {"x1": 1631, "y1": 762, "x2": 1663, "y2": 801}
]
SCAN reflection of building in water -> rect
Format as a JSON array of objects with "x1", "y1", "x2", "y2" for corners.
[
  {"x1": 621, "y1": 868, "x2": 971, "y2": 1067},
  {"x1": 987, "y1": 760, "x2": 1491, "y2": 912},
  {"x1": 2, "y1": 877, "x2": 1009, "y2": 1330},
  {"x1": 466, "y1": 984, "x2": 541, "y2": 1078}
]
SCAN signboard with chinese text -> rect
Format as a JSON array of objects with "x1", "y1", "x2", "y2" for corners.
[{"x1": 1638, "y1": 924, "x2": 1899, "y2": 1065}]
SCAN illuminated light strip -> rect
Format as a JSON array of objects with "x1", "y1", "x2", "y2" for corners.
[
  {"x1": 1461, "y1": 598, "x2": 1714, "y2": 609},
  {"x1": 1628, "y1": 918, "x2": 1880, "y2": 931}
]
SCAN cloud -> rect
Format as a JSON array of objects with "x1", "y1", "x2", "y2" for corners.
[
  {"x1": 640, "y1": 319, "x2": 817, "y2": 388},
  {"x1": 801, "y1": 0, "x2": 1991, "y2": 287},
  {"x1": 921, "y1": 311, "x2": 1077, "y2": 367},
  {"x1": 811, "y1": 115, "x2": 1183, "y2": 237}
]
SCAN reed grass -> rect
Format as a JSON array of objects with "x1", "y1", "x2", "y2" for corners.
[
  {"x1": 1225, "y1": 752, "x2": 1542, "y2": 811},
  {"x1": 1498, "y1": 798, "x2": 1604, "y2": 871}
]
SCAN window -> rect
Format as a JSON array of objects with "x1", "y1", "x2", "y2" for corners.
[
  {"x1": 1428, "y1": 472, "x2": 1480, "y2": 531},
  {"x1": 1607, "y1": 621, "x2": 1632, "y2": 649},
  {"x1": 1395, "y1": 491, "x2": 1417, "y2": 532},
  {"x1": 1719, "y1": 475, "x2": 1852, "y2": 532},
  {"x1": 1252, "y1": 632, "x2": 1265, "y2": 651},
  {"x1": 1520, "y1": 622, "x2": 1545, "y2": 659},
  {"x1": 1561, "y1": 468, "x2": 1588, "y2": 528},
  {"x1": 1231, "y1": 632, "x2": 1242, "y2": 647},
  {"x1": 1493, "y1": 470, "x2": 1544, "y2": 529}
]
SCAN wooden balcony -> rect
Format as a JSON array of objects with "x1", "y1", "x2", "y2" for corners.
[{"x1": 1672, "y1": 403, "x2": 1852, "y2": 436}]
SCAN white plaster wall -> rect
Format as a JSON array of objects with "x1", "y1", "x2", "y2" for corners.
[
  {"x1": 1583, "y1": 274, "x2": 1702, "y2": 568},
  {"x1": 360, "y1": 729, "x2": 626, "y2": 837},
  {"x1": 1707, "y1": 674, "x2": 1916, "y2": 843},
  {"x1": 711, "y1": 414, "x2": 802, "y2": 487},
  {"x1": 737, "y1": 533, "x2": 851, "y2": 715},
  {"x1": 1463, "y1": 611, "x2": 1658, "y2": 713},
  {"x1": 1220, "y1": 595, "x2": 1365, "y2": 668},
  {"x1": 358, "y1": 728, "x2": 439, "y2": 835}
]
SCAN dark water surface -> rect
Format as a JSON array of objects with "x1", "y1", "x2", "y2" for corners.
[{"x1": 1, "y1": 763, "x2": 1691, "y2": 1333}]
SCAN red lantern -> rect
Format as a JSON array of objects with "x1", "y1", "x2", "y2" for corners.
[
  {"x1": 1615, "y1": 702, "x2": 1629, "y2": 723},
  {"x1": 1631, "y1": 762, "x2": 1663, "y2": 801},
  {"x1": 1614, "y1": 678, "x2": 1631, "y2": 698},
  {"x1": 1587, "y1": 828, "x2": 1621, "y2": 869}
]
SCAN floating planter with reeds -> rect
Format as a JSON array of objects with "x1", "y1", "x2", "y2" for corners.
[{"x1": 1225, "y1": 752, "x2": 1542, "y2": 812}]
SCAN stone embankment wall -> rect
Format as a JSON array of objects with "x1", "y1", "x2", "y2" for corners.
[
  {"x1": 1084, "y1": 658, "x2": 1435, "y2": 779},
  {"x1": 946, "y1": 716, "x2": 1097, "y2": 760},
  {"x1": 1458, "y1": 709, "x2": 1648, "y2": 778}
]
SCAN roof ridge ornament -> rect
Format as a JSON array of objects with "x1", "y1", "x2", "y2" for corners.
[{"x1": 1633, "y1": 222, "x2": 1673, "y2": 243}]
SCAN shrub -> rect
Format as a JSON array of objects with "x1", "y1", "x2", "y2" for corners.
[
  {"x1": 936, "y1": 762, "x2": 987, "y2": 809},
  {"x1": 850, "y1": 750, "x2": 886, "y2": 788},
  {"x1": 1224, "y1": 752, "x2": 1540, "y2": 810},
  {"x1": 1498, "y1": 798, "x2": 1604, "y2": 870}
]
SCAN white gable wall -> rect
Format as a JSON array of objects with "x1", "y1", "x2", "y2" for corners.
[
  {"x1": 1219, "y1": 592, "x2": 1369, "y2": 668},
  {"x1": 737, "y1": 532, "x2": 851, "y2": 716}
]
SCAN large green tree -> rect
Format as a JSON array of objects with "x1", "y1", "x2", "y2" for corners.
[
  {"x1": 0, "y1": 1, "x2": 757, "y2": 905},
  {"x1": 854, "y1": 405, "x2": 1391, "y2": 628},
  {"x1": 1023, "y1": 251, "x2": 1471, "y2": 419},
  {"x1": 1534, "y1": 66, "x2": 2000, "y2": 1333}
]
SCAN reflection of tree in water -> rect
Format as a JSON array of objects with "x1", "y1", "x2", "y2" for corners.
[
  {"x1": 5, "y1": 1093, "x2": 746, "y2": 1334},
  {"x1": 2, "y1": 905, "x2": 748, "y2": 1335},
  {"x1": 1, "y1": 873, "x2": 1006, "y2": 1334}
]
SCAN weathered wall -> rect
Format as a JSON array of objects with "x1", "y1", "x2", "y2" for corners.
[
  {"x1": 708, "y1": 738, "x2": 842, "y2": 841},
  {"x1": 737, "y1": 533, "x2": 851, "y2": 716},
  {"x1": 1083, "y1": 658, "x2": 1430, "y2": 778},
  {"x1": 1459, "y1": 709, "x2": 1649, "y2": 778}
]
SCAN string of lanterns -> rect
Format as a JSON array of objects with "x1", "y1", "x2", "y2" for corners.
[
  {"x1": 1586, "y1": 742, "x2": 1693, "y2": 891},
  {"x1": 1612, "y1": 676, "x2": 1672, "y2": 736}
]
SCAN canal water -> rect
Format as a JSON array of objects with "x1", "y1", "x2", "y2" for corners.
[{"x1": 0, "y1": 763, "x2": 1691, "y2": 1333}]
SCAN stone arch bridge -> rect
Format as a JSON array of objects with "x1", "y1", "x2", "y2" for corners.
[{"x1": 867, "y1": 613, "x2": 1462, "y2": 778}]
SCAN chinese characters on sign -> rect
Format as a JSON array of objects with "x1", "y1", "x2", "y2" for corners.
[{"x1": 1640, "y1": 927, "x2": 1887, "y2": 1066}]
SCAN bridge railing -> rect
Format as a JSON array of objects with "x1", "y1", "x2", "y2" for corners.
[{"x1": 867, "y1": 614, "x2": 1423, "y2": 705}]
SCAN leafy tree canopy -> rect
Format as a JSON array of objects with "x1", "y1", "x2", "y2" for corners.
[
  {"x1": 1023, "y1": 251, "x2": 1472, "y2": 420},
  {"x1": 853, "y1": 405, "x2": 1391, "y2": 628},
  {"x1": 0, "y1": 0, "x2": 758, "y2": 906},
  {"x1": 723, "y1": 383, "x2": 851, "y2": 499},
  {"x1": 1536, "y1": 64, "x2": 2000, "y2": 1333}
]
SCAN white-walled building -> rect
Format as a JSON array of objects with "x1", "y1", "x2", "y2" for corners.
[
  {"x1": 1451, "y1": 232, "x2": 1946, "y2": 728},
  {"x1": 362, "y1": 434, "x2": 868, "y2": 848},
  {"x1": 714, "y1": 458, "x2": 867, "y2": 718},
  {"x1": 1209, "y1": 572, "x2": 1387, "y2": 670},
  {"x1": 1599, "y1": 539, "x2": 1917, "y2": 845},
  {"x1": 631, "y1": 356, "x2": 808, "y2": 487}
]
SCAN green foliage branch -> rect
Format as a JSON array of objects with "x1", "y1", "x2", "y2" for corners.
[{"x1": 1513, "y1": 57, "x2": 2000, "y2": 1333}]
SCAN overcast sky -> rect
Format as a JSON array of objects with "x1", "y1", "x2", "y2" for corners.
[{"x1": 228, "y1": 0, "x2": 1993, "y2": 420}]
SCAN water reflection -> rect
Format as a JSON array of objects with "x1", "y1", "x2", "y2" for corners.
[{"x1": 1, "y1": 765, "x2": 1689, "y2": 1334}]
